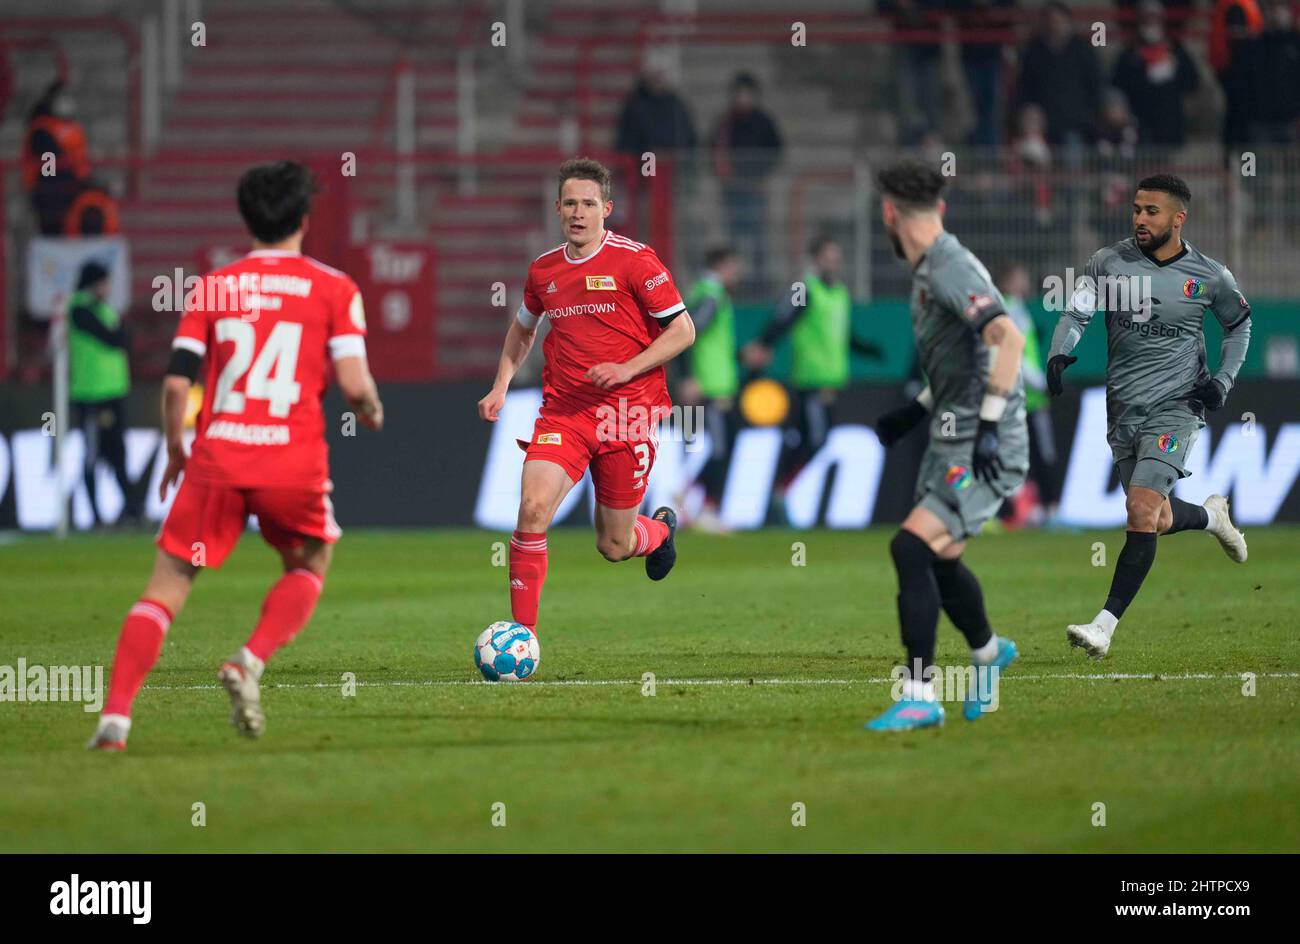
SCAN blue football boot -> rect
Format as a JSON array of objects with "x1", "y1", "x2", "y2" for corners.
[
  {"x1": 963, "y1": 637, "x2": 1018, "y2": 721},
  {"x1": 865, "y1": 699, "x2": 945, "y2": 732}
]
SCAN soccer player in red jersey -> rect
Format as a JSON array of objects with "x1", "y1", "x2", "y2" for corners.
[
  {"x1": 87, "y1": 161, "x2": 383, "y2": 750},
  {"x1": 478, "y1": 157, "x2": 696, "y2": 632}
]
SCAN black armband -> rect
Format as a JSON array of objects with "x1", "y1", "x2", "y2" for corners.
[{"x1": 165, "y1": 347, "x2": 202, "y2": 381}]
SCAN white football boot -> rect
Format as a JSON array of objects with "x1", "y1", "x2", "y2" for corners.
[
  {"x1": 1204, "y1": 494, "x2": 1247, "y2": 563},
  {"x1": 86, "y1": 713, "x2": 131, "y2": 751},
  {"x1": 218, "y1": 649, "x2": 266, "y2": 738},
  {"x1": 1067, "y1": 622, "x2": 1112, "y2": 660}
]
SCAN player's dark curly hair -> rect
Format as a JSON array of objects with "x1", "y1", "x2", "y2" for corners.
[
  {"x1": 876, "y1": 158, "x2": 947, "y2": 213},
  {"x1": 237, "y1": 160, "x2": 317, "y2": 243},
  {"x1": 557, "y1": 156, "x2": 611, "y2": 201},
  {"x1": 1136, "y1": 173, "x2": 1191, "y2": 208}
]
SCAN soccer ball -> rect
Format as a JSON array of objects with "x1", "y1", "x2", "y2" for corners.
[{"x1": 474, "y1": 621, "x2": 540, "y2": 682}]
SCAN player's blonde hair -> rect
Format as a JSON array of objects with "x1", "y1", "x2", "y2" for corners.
[{"x1": 557, "y1": 157, "x2": 612, "y2": 201}]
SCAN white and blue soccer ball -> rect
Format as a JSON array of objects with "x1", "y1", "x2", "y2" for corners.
[{"x1": 474, "y1": 621, "x2": 540, "y2": 682}]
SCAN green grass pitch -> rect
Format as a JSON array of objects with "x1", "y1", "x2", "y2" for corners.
[{"x1": 1, "y1": 526, "x2": 1297, "y2": 853}]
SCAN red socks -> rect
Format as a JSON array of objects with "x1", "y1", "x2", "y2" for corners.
[
  {"x1": 632, "y1": 515, "x2": 669, "y2": 557},
  {"x1": 508, "y1": 520, "x2": 663, "y2": 631},
  {"x1": 104, "y1": 599, "x2": 173, "y2": 718},
  {"x1": 244, "y1": 569, "x2": 323, "y2": 663},
  {"x1": 509, "y1": 531, "x2": 548, "y2": 631},
  {"x1": 102, "y1": 571, "x2": 322, "y2": 720}
]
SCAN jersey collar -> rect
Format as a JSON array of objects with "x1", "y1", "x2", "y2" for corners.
[
  {"x1": 1139, "y1": 242, "x2": 1188, "y2": 268},
  {"x1": 247, "y1": 249, "x2": 302, "y2": 258},
  {"x1": 563, "y1": 230, "x2": 609, "y2": 264}
]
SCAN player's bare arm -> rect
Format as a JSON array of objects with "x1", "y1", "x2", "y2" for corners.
[
  {"x1": 980, "y1": 314, "x2": 1025, "y2": 398},
  {"x1": 479, "y1": 316, "x2": 537, "y2": 422},
  {"x1": 587, "y1": 311, "x2": 695, "y2": 390},
  {"x1": 159, "y1": 373, "x2": 191, "y2": 499},
  {"x1": 335, "y1": 355, "x2": 384, "y2": 431}
]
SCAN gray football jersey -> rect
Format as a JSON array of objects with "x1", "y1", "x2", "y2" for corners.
[
  {"x1": 1056, "y1": 238, "x2": 1251, "y2": 430},
  {"x1": 911, "y1": 232, "x2": 1026, "y2": 441}
]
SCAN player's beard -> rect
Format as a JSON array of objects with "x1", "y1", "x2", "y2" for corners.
[
  {"x1": 1137, "y1": 226, "x2": 1172, "y2": 254},
  {"x1": 887, "y1": 226, "x2": 905, "y2": 260}
]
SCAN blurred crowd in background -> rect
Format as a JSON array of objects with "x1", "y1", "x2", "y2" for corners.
[
  {"x1": 5, "y1": 0, "x2": 1298, "y2": 531},
  {"x1": 609, "y1": 0, "x2": 1300, "y2": 294}
]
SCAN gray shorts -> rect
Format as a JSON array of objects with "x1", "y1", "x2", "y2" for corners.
[
  {"x1": 1110, "y1": 407, "x2": 1203, "y2": 498},
  {"x1": 914, "y1": 441, "x2": 1028, "y2": 541}
]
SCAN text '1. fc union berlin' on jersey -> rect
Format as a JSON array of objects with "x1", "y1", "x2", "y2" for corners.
[{"x1": 171, "y1": 249, "x2": 367, "y2": 490}]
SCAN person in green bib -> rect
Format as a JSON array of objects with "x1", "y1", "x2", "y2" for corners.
[
  {"x1": 68, "y1": 260, "x2": 140, "y2": 525},
  {"x1": 742, "y1": 235, "x2": 881, "y2": 484},
  {"x1": 998, "y1": 262, "x2": 1063, "y2": 525},
  {"x1": 678, "y1": 246, "x2": 743, "y2": 531}
]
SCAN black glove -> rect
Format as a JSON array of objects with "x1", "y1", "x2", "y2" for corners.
[
  {"x1": 1046, "y1": 354, "x2": 1077, "y2": 397},
  {"x1": 875, "y1": 399, "x2": 928, "y2": 447},
  {"x1": 1191, "y1": 378, "x2": 1226, "y2": 411},
  {"x1": 971, "y1": 419, "x2": 1004, "y2": 485}
]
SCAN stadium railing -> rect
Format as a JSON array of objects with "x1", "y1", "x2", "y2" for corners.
[{"x1": 0, "y1": 147, "x2": 661, "y2": 384}]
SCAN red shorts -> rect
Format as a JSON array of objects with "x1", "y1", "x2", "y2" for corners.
[
  {"x1": 522, "y1": 411, "x2": 658, "y2": 510},
  {"x1": 157, "y1": 477, "x2": 341, "y2": 569}
]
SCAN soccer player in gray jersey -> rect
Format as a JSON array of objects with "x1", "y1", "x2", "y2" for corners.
[
  {"x1": 866, "y1": 160, "x2": 1029, "y2": 732},
  {"x1": 1047, "y1": 173, "x2": 1250, "y2": 659}
]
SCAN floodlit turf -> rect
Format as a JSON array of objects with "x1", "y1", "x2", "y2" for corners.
[{"x1": 1, "y1": 525, "x2": 1297, "y2": 853}]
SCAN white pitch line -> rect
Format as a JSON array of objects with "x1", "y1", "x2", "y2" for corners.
[{"x1": 142, "y1": 671, "x2": 1300, "y2": 692}]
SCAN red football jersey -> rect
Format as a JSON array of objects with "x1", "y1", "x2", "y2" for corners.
[
  {"x1": 172, "y1": 249, "x2": 367, "y2": 489},
  {"x1": 518, "y1": 231, "x2": 685, "y2": 418}
]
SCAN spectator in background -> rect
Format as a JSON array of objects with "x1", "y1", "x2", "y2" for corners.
[
  {"x1": 1017, "y1": 3, "x2": 1101, "y2": 159},
  {"x1": 998, "y1": 262, "x2": 1063, "y2": 527},
  {"x1": 22, "y1": 80, "x2": 91, "y2": 235},
  {"x1": 1008, "y1": 103, "x2": 1053, "y2": 226},
  {"x1": 68, "y1": 261, "x2": 141, "y2": 527},
  {"x1": 1244, "y1": 0, "x2": 1300, "y2": 143},
  {"x1": 1095, "y1": 88, "x2": 1140, "y2": 160},
  {"x1": 712, "y1": 72, "x2": 782, "y2": 296},
  {"x1": 1112, "y1": 1, "x2": 1199, "y2": 148},
  {"x1": 679, "y1": 247, "x2": 745, "y2": 533},
  {"x1": 65, "y1": 177, "x2": 122, "y2": 236},
  {"x1": 741, "y1": 236, "x2": 882, "y2": 492},
  {"x1": 951, "y1": 0, "x2": 1017, "y2": 148},
  {"x1": 1093, "y1": 89, "x2": 1141, "y2": 234},
  {"x1": 879, "y1": 0, "x2": 946, "y2": 144},
  {"x1": 1242, "y1": 0, "x2": 1300, "y2": 239},
  {"x1": 1209, "y1": 0, "x2": 1266, "y2": 155},
  {"x1": 615, "y1": 56, "x2": 697, "y2": 165}
]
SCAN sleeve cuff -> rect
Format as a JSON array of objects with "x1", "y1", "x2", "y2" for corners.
[
  {"x1": 329, "y1": 334, "x2": 367, "y2": 360},
  {"x1": 172, "y1": 335, "x2": 207, "y2": 357},
  {"x1": 649, "y1": 302, "x2": 687, "y2": 320},
  {"x1": 971, "y1": 307, "x2": 1006, "y2": 334},
  {"x1": 516, "y1": 304, "x2": 540, "y2": 330}
]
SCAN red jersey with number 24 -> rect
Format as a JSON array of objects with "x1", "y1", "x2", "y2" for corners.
[
  {"x1": 518, "y1": 231, "x2": 686, "y2": 419},
  {"x1": 171, "y1": 249, "x2": 367, "y2": 489}
]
